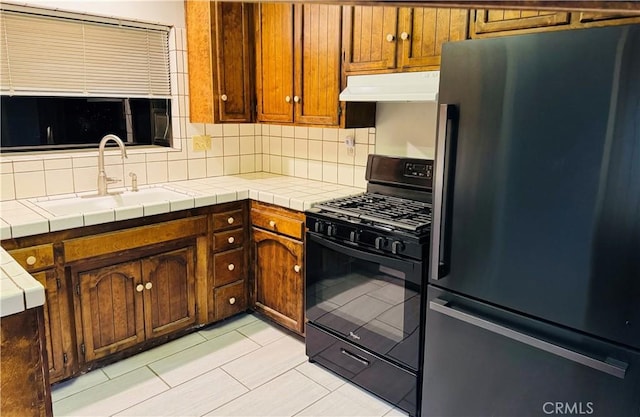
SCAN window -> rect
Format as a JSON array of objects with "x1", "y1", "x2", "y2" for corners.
[{"x1": 0, "y1": 6, "x2": 172, "y2": 152}]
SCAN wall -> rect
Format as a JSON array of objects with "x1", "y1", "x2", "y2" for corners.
[
  {"x1": 374, "y1": 102, "x2": 438, "y2": 159},
  {"x1": 0, "y1": 1, "x2": 374, "y2": 201}
]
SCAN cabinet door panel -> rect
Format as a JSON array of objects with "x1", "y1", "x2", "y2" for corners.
[
  {"x1": 256, "y1": 3, "x2": 295, "y2": 123},
  {"x1": 399, "y1": 8, "x2": 468, "y2": 70},
  {"x1": 473, "y1": 9, "x2": 570, "y2": 36},
  {"x1": 294, "y1": 4, "x2": 341, "y2": 125},
  {"x1": 142, "y1": 247, "x2": 196, "y2": 339},
  {"x1": 215, "y1": 2, "x2": 253, "y2": 122},
  {"x1": 79, "y1": 261, "x2": 144, "y2": 362},
  {"x1": 32, "y1": 269, "x2": 66, "y2": 382},
  {"x1": 343, "y1": 6, "x2": 398, "y2": 72},
  {"x1": 252, "y1": 228, "x2": 304, "y2": 334},
  {"x1": 185, "y1": 0, "x2": 214, "y2": 123}
]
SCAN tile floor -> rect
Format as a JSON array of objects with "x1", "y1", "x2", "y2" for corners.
[{"x1": 52, "y1": 313, "x2": 409, "y2": 417}]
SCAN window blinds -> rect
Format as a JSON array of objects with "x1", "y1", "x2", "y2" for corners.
[{"x1": 0, "y1": 8, "x2": 171, "y2": 98}]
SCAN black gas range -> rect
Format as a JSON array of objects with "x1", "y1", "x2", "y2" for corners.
[{"x1": 305, "y1": 154, "x2": 433, "y2": 417}]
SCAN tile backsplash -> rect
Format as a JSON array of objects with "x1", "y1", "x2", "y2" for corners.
[{"x1": 0, "y1": 26, "x2": 375, "y2": 202}]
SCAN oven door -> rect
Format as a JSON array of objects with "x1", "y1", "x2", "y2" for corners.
[{"x1": 305, "y1": 232, "x2": 423, "y2": 371}]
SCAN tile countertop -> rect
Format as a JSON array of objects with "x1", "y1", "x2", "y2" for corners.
[{"x1": 0, "y1": 173, "x2": 365, "y2": 317}]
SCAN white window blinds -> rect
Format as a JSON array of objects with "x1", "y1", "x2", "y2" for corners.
[{"x1": 0, "y1": 8, "x2": 171, "y2": 98}]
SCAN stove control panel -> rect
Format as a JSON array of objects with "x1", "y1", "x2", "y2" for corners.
[{"x1": 405, "y1": 162, "x2": 433, "y2": 179}]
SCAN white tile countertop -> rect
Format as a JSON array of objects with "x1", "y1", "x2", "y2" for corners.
[{"x1": 0, "y1": 173, "x2": 364, "y2": 316}]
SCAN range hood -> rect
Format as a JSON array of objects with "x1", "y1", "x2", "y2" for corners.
[{"x1": 339, "y1": 71, "x2": 439, "y2": 102}]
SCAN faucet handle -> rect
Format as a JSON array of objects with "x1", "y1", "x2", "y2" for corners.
[
  {"x1": 129, "y1": 172, "x2": 139, "y2": 192},
  {"x1": 106, "y1": 177, "x2": 120, "y2": 184}
]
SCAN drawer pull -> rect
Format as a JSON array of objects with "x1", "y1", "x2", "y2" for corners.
[
  {"x1": 340, "y1": 348, "x2": 369, "y2": 366},
  {"x1": 229, "y1": 297, "x2": 236, "y2": 305},
  {"x1": 228, "y1": 263, "x2": 235, "y2": 271},
  {"x1": 269, "y1": 220, "x2": 276, "y2": 228},
  {"x1": 145, "y1": 282, "x2": 153, "y2": 290},
  {"x1": 227, "y1": 216, "x2": 235, "y2": 224},
  {"x1": 227, "y1": 236, "x2": 235, "y2": 244},
  {"x1": 293, "y1": 265, "x2": 301, "y2": 273},
  {"x1": 26, "y1": 256, "x2": 37, "y2": 266},
  {"x1": 136, "y1": 284, "x2": 144, "y2": 293}
]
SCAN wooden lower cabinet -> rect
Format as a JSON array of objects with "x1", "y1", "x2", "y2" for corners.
[
  {"x1": 75, "y1": 246, "x2": 196, "y2": 362},
  {"x1": 251, "y1": 227, "x2": 304, "y2": 334}
]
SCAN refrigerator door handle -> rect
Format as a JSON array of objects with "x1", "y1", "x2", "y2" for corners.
[
  {"x1": 430, "y1": 298, "x2": 629, "y2": 379},
  {"x1": 431, "y1": 104, "x2": 458, "y2": 280}
]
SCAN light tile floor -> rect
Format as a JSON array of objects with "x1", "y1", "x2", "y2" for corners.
[{"x1": 52, "y1": 313, "x2": 409, "y2": 417}]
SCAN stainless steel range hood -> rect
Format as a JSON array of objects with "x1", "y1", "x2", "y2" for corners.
[{"x1": 339, "y1": 71, "x2": 439, "y2": 102}]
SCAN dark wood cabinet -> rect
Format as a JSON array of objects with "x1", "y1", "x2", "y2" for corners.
[
  {"x1": 250, "y1": 201, "x2": 305, "y2": 335},
  {"x1": 255, "y1": 3, "x2": 354, "y2": 126},
  {"x1": 186, "y1": 1, "x2": 253, "y2": 123},
  {"x1": 343, "y1": 6, "x2": 468, "y2": 73}
]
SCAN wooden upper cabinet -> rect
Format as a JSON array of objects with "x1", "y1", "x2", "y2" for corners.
[
  {"x1": 342, "y1": 6, "x2": 398, "y2": 72},
  {"x1": 255, "y1": 3, "x2": 295, "y2": 123},
  {"x1": 398, "y1": 8, "x2": 468, "y2": 70},
  {"x1": 255, "y1": 3, "x2": 343, "y2": 126},
  {"x1": 471, "y1": 9, "x2": 571, "y2": 37},
  {"x1": 295, "y1": 4, "x2": 342, "y2": 125},
  {"x1": 185, "y1": 1, "x2": 253, "y2": 123},
  {"x1": 343, "y1": 6, "x2": 469, "y2": 73}
]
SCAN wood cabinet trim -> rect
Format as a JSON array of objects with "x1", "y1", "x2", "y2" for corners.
[
  {"x1": 63, "y1": 216, "x2": 207, "y2": 263},
  {"x1": 8, "y1": 244, "x2": 55, "y2": 272}
]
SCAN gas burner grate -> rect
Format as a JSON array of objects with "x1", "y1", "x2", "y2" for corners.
[{"x1": 314, "y1": 193, "x2": 432, "y2": 232}]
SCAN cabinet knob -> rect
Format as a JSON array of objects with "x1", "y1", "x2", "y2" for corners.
[
  {"x1": 221, "y1": 94, "x2": 228, "y2": 102},
  {"x1": 285, "y1": 95, "x2": 291, "y2": 103},
  {"x1": 293, "y1": 96, "x2": 301, "y2": 103},
  {"x1": 26, "y1": 255, "x2": 37, "y2": 266},
  {"x1": 294, "y1": 265, "x2": 301, "y2": 273},
  {"x1": 228, "y1": 263, "x2": 235, "y2": 271},
  {"x1": 400, "y1": 32, "x2": 410, "y2": 41},
  {"x1": 227, "y1": 236, "x2": 235, "y2": 244},
  {"x1": 269, "y1": 220, "x2": 276, "y2": 228},
  {"x1": 136, "y1": 284, "x2": 144, "y2": 292},
  {"x1": 145, "y1": 282, "x2": 153, "y2": 290},
  {"x1": 386, "y1": 33, "x2": 396, "y2": 42},
  {"x1": 227, "y1": 216, "x2": 235, "y2": 224},
  {"x1": 229, "y1": 297, "x2": 236, "y2": 305}
]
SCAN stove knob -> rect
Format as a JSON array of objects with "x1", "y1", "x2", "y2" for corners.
[
  {"x1": 349, "y1": 230, "x2": 358, "y2": 242},
  {"x1": 314, "y1": 221, "x2": 325, "y2": 233},
  {"x1": 327, "y1": 224, "x2": 337, "y2": 237},
  {"x1": 391, "y1": 240, "x2": 405, "y2": 254},
  {"x1": 374, "y1": 237, "x2": 386, "y2": 250}
]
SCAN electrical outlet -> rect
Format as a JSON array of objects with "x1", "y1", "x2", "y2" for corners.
[{"x1": 193, "y1": 135, "x2": 211, "y2": 151}]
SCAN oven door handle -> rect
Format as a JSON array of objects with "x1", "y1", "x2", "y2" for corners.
[
  {"x1": 430, "y1": 298, "x2": 628, "y2": 379},
  {"x1": 430, "y1": 104, "x2": 458, "y2": 281},
  {"x1": 307, "y1": 233, "x2": 421, "y2": 284}
]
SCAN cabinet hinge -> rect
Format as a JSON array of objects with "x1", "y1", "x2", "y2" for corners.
[
  {"x1": 195, "y1": 304, "x2": 198, "y2": 315},
  {"x1": 338, "y1": 104, "x2": 343, "y2": 117},
  {"x1": 63, "y1": 352, "x2": 68, "y2": 364},
  {"x1": 80, "y1": 343, "x2": 85, "y2": 355},
  {"x1": 342, "y1": 50, "x2": 345, "y2": 63},
  {"x1": 75, "y1": 284, "x2": 80, "y2": 296},
  {"x1": 56, "y1": 278, "x2": 61, "y2": 289}
]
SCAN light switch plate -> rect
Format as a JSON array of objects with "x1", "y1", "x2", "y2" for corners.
[{"x1": 193, "y1": 135, "x2": 211, "y2": 151}]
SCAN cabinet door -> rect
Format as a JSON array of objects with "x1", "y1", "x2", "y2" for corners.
[
  {"x1": 185, "y1": 0, "x2": 214, "y2": 123},
  {"x1": 472, "y1": 9, "x2": 570, "y2": 37},
  {"x1": 255, "y1": 3, "x2": 295, "y2": 123},
  {"x1": 342, "y1": 6, "x2": 398, "y2": 72},
  {"x1": 32, "y1": 269, "x2": 67, "y2": 383},
  {"x1": 398, "y1": 8, "x2": 468, "y2": 70},
  {"x1": 78, "y1": 261, "x2": 145, "y2": 362},
  {"x1": 293, "y1": 4, "x2": 342, "y2": 125},
  {"x1": 576, "y1": 11, "x2": 640, "y2": 27},
  {"x1": 252, "y1": 228, "x2": 304, "y2": 334},
  {"x1": 215, "y1": 2, "x2": 253, "y2": 122},
  {"x1": 141, "y1": 247, "x2": 196, "y2": 339}
]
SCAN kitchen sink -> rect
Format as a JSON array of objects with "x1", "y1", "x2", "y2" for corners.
[{"x1": 32, "y1": 187, "x2": 193, "y2": 216}]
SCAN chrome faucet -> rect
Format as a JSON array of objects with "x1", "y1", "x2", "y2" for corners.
[{"x1": 97, "y1": 134, "x2": 128, "y2": 196}]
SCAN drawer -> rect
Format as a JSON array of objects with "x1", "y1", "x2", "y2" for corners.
[
  {"x1": 8, "y1": 244, "x2": 55, "y2": 271},
  {"x1": 213, "y1": 210, "x2": 243, "y2": 231},
  {"x1": 251, "y1": 208, "x2": 304, "y2": 240},
  {"x1": 215, "y1": 280, "x2": 247, "y2": 320},
  {"x1": 213, "y1": 229, "x2": 244, "y2": 252},
  {"x1": 213, "y1": 248, "x2": 245, "y2": 287}
]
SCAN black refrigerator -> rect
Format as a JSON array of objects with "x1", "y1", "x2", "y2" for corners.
[{"x1": 423, "y1": 24, "x2": 640, "y2": 416}]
